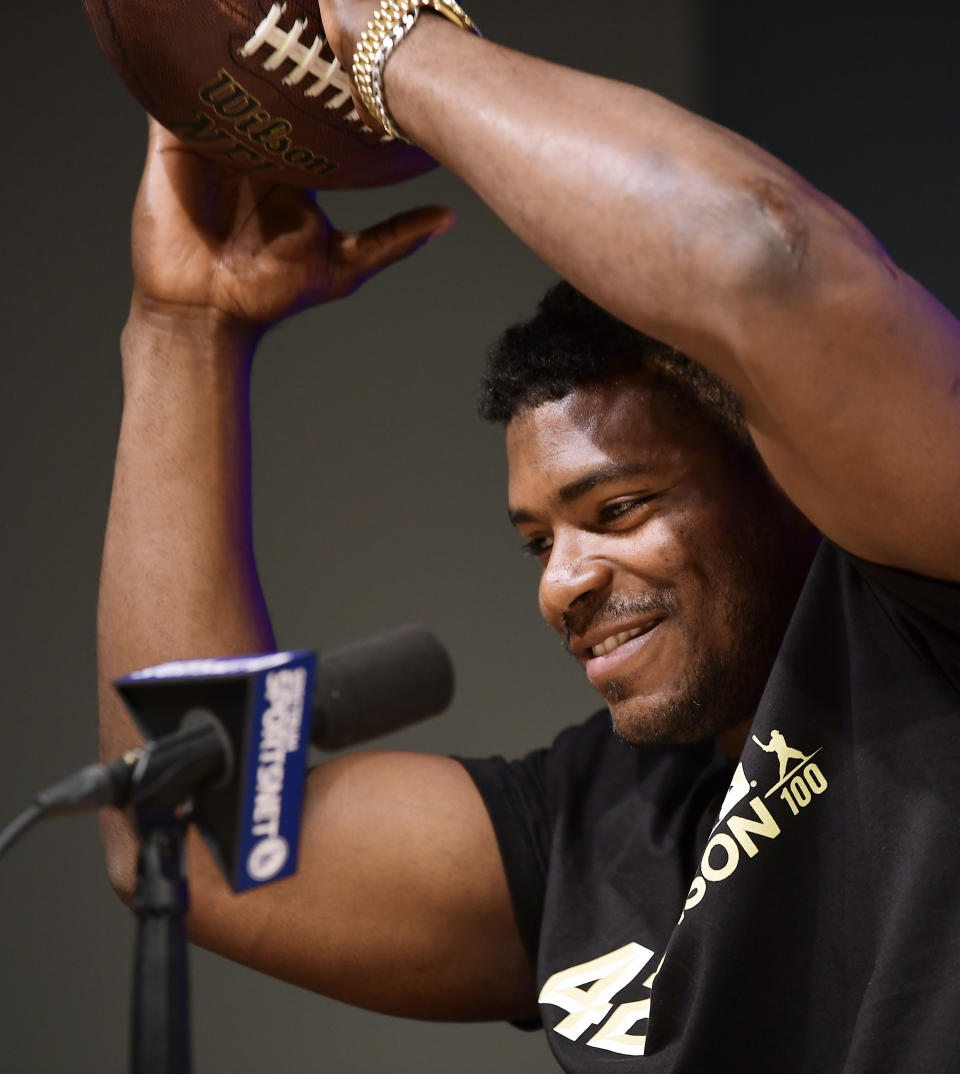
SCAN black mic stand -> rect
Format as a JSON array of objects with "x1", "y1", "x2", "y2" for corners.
[
  {"x1": 131, "y1": 802, "x2": 192, "y2": 1074},
  {"x1": 124, "y1": 717, "x2": 229, "y2": 1074},
  {"x1": 111, "y1": 651, "x2": 315, "y2": 1073},
  {"x1": 0, "y1": 651, "x2": 320, "y2": 1072}
]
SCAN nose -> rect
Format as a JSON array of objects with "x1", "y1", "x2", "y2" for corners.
[{"x1": 538, "y1": 531, "x2": 613, "y2": 631}]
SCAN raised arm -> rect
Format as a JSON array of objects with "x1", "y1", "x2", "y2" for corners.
[
  {"x1": 319, "y1": 5, "x2": 960, "y2": 581},
  {"x1": 98, "y1": 119, "x2": 535, "y2": 1020}
]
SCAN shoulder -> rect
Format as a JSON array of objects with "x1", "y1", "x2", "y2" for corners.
[{"x1": 780, "y1": 540, "x2": 960, "y2": 697}]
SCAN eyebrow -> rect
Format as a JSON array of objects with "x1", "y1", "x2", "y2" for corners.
[{"x1": 508, "y1": 461, "x2": 653, "y2": 525}]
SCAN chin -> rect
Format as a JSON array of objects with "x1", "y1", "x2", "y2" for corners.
[
  {"x1": 608, "y1": 699, "x2": 716, "y2": 749},
  {"x1": 603, "y1": 674, "x2": 752, "y2": 749},
  {"x1": 593, "y1": 567, "x2": 793, "y2": 750}
]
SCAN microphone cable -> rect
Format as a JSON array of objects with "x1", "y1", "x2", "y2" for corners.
[
  {"x1": 0, "y1": 801, "x2": 45, "y2": 862},
  {"x1": 0, "y1": 751, "x2": 139, "y2": 862}
]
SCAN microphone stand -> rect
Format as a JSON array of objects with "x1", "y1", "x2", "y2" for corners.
[
  {"x1": 131, "y1": 802, "x2": 192, "y2": 1074},
  {"x1": 111, "y1": 650, "x2": 317, "y2": 1072},
  {"x1": 125, "y1": 720, "x2": 227, "y2": 1074},
  {"x1": 1, "y1": 650, "x2": 321, "y2": 1071}
]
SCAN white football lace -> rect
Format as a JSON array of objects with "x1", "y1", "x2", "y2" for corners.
[{"x1": 240, "y1": 3, "x2": 392, "y2": 137}]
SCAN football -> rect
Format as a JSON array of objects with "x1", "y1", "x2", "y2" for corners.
[{"x1": 82, "y1": 0, "x2": 437, "y2": 189}]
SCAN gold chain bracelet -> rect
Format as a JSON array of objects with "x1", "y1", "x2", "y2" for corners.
[{"x1": 352, "y1": 0, "x2": 481, "y2": 142}]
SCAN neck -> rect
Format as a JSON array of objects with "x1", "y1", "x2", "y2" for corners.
[{"x1": 716, "y1": 718, "x2": 753, "y2": 761}]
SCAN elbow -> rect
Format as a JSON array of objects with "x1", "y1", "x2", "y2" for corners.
[
  {"x1": 99, "y1": 810, "x2": 137, "y2": 908},
  {"x1": 732, "y1": 176, "x2": 813, "y2": 294},
  {"x1": 713, "y1": 173, "x2": 896, "y2": 347},
  {"x1": 728, "y1": 174, "x2": 890, "y2": 298}
]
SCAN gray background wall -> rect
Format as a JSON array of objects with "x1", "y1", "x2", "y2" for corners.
[{"x1": 1, "y1": 3, "x2": 956, "y2": 1072}]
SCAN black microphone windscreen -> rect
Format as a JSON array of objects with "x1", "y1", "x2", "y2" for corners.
[{"x1": 311, "y1": 625, "x2": 454, "y2": 750}]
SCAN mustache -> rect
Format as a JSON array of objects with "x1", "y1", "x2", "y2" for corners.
[{"x1": 561, "y1": 589, "x2": 675, "y2": 651}]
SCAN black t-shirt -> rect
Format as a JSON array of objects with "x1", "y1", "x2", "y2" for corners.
[{"x1": 459, "y1": 542, "x2": 960, "y2": 1072}]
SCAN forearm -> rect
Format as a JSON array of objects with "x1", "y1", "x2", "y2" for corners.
[
  {"x1": 97, "y1": 299, "x2": 274, "y2": 887},
  {"x1": 383, "y1": 19, "x2": 839, "y2": 364},
  {"x1": 373, "y1": 17, "x2": 960, "y2": 577}
]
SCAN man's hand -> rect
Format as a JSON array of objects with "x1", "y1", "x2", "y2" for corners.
[
  {"x1": 316, "y1": 0, "x2": 375, "y2": 82},
  {"x1": 131, "y1": 117, "x2": 453, "y2": 328}
]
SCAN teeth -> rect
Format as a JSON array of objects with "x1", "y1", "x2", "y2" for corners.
[{"x1": 591, "y1": 626, "x2": 645, "y2": 658}]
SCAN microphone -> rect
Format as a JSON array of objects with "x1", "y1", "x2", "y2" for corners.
[
  {"x1": 311, "y1": 624, "x2": 454, "y2": 750},
  {"x1": 16, "y1": 626, "x2": 453, "y2": 888}
]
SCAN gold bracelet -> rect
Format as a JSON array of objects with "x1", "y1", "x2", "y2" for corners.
[{"x1": 352, "y1": 0, "x2": 481, "y2": 142}]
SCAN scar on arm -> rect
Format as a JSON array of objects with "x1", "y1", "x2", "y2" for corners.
[{"x1": 746, "y1": 176, "x2": 811, "y2": 280}]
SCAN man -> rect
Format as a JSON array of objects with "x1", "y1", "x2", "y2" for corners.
[{"x1": 97, "y1": 4, "x2": 960, "y2": 1072}]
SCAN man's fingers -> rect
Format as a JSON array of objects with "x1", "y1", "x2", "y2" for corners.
[
  {"x1": 145, "y1": 115, "x2": 189, "y2": 156},
  {"x1": 342, "y1": 206, "x2": 457, "y2": 280},
  {"x1": 145, "y1": 113, "x2": 164, "y2": 149}
]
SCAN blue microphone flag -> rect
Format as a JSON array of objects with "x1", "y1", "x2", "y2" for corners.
[{"x1": 115, "y1": 650, "x2": 316, "y2": 893}]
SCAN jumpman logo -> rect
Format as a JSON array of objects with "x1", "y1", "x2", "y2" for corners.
[{"x1": 752, "y1": 730, "x2": 809, "y2": 782}]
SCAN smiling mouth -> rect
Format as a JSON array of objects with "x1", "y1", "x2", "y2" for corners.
[
  {"x1": 584, "y1": 617, "x2": 668, "y2": 659},
  {"x1": 590, "y1": 626, "x2": 648, "y2": 657}
]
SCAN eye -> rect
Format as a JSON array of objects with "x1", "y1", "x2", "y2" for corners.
[
  {"x1": 598, "y1": 496, "x2": 652, "y2": 524},
  {"x1": 520, "y1": 534, "x2": 553, "y2": 558}
]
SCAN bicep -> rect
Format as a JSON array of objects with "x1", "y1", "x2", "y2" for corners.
[
  {"x1": 182, "y1": 751, "x2": 538, "y2": 1022},
  {"x1": 710, "y1": 194, "x2": 960, "y2": 581}
]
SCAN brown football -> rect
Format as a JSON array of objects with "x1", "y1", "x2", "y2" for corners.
[{"x1": 82, "y1": 0, "x2": 437, "y2": 188}]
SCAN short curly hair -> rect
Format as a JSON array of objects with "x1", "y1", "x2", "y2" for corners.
[{"x1": 478, "y1": 281, "x2": 753, "y2": 454}]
